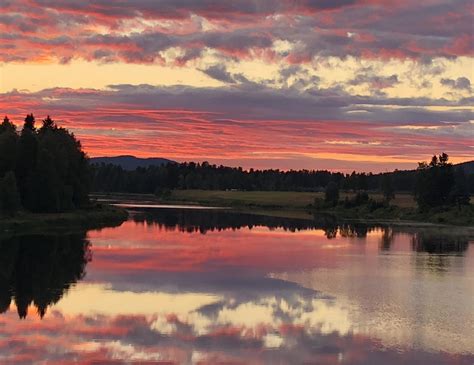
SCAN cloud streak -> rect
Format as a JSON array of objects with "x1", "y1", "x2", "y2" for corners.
[{"x1": 1, "y1": 83, "x2": 472, "y2": 171}]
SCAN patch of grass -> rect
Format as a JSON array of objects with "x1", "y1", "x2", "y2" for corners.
[
  {"x1": 168, "y1": 190, "x2": 316, "y2": 208},
  {"x1": 164, "y1": 190, "x2": 417, "y2": 209}
]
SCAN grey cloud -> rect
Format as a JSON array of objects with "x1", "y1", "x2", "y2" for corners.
[
  {"x1": 8, "y1": 83, "x2": 472, "y2": 127},
  {"x1": 349, "y1": 74, "x2": 399, "y2": 89},
  {"x1": 32, "y1": 0, "x2": 358, "y2": 19},
  {"x1": 200, "y1": 65, "x2": 236, "y2": 84},
  {"x1": 2, "y1": 0, "x2": 472, "y2": 63},
  {"x1": 441, "y1": 77, "x2": 472, "y2": 91},
  {"x1": 200, "y1": 65, "x2": 254, "y2": 85}
]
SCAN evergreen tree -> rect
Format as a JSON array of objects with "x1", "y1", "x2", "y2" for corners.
[
  {"x1": 325, "y1": 181, "x2": 340, "y2": 206},
  {"x1": 0, "y1": 116, "x2": 16, "y2": 134},
  {"x1": 0, "y1": 171, "x2": 21, "y2": 216},
  {"x1": 381, "y1": 174, "x2": 395, "y2": 203},
  {"x1": 23, "y1": 113, "x2": 35, "y2": 131},
  {"x1": 34, "y1": 146, "x2": 60, "y2": 212},
  {"x1": 449, "y1": 167, "x2": 470, "y2": 206},
  {"x1": 415, "y1": 153, "x2": 455, "y2": 209},
  {"x1": 0, "y1": 114, "x2": 90, "y2": 213},
  {"x1": 0, "y1": 117, "x2": 18, "y2": 177},
  {"x1": 41, "y1": 115, "x2": 56, "y2": 130},
  {"x1": 16, "y1": 117, "x2": 39, "y2": 210}
]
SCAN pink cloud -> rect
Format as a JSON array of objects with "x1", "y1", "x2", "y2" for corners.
[{"x1": 1, "y1": 0, "x2": 472, "y2": 64}]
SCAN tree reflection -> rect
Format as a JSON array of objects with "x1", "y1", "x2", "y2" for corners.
[
  {"x1": 0, "y1": 233, "x2": 91, "y2": 318},
  {"x1": 411, "y1": 233, "x2": 469, "y2": 254},
  {"x1": 380, "y1": 228, "x2": 394, "y2": 251},
  {"x1": 338, "y1": 223, "x2": 369, "y2": 238},
  {"x1": 131, "y1": 208, "x2": 374, "y2": 238}
]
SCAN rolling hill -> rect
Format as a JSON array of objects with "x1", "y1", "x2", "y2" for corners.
[
  {"x1": 456, "y1": 160, "x2": 474, "y2": 174},
  {"x1": 91, "y1": 155, "x2": 175, "y2": 170}
]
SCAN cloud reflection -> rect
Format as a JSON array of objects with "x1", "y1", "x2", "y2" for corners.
[{"x1": 0, "y1": 209, "x2": 473, "y2": 363}]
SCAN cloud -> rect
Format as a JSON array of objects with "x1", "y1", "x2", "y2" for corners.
[
  {"x1": 441, "y1": 77, "x2": 472, "y2": 91},
  {"x1": 349, "y1": 74, "x2": 399, "y2": 89},
  {"x1": 200, "y1": 65, "x2": 237, "y2": 84},
  {"x1": 1, "y1": 83, "x2": 472, "y2": 171},
  {"x1": 1, "y1": 0, "x2": 473, "y2": 64}
]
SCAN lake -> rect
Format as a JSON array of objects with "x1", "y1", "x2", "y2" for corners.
[{"x1": 1, "y1": 206, "x2": 473, "y2": 364}]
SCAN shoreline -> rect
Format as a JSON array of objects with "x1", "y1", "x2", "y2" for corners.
[
  {"x1": 0, "y1": 204, "x2": 129, "y2": 233},
  {"x1": 92, "y1": 191, "x2": 474, "y2": 229}
]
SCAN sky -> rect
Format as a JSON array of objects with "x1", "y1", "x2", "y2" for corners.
[{"x1": 0, "y1": 0, "x2": 473, "y2": 172}]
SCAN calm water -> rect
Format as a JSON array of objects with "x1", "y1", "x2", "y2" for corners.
[{"x1": 0, "y1": 207, "x2": 473, "y2": 364}]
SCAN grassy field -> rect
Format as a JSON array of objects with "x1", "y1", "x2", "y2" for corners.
[{"x1": 166, "y1": 189, "x2": 417, "y2": 209}]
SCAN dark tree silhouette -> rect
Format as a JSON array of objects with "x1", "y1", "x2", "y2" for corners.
[
  {"x1": 324, "y1": 181, "x2": 340, "y2": 206},
  {"x1": 449, "y1": 167, "x2": 470, "y2": 206},
  {"x1": 0, "y1": 117, "x2": 18, "y2": 178},
  {"x1": 16, "y1": 115, "x2": 39, "y2": 210},
  {"x1": 381, "y1": 174, "x2": 395, "y2": 203},
  {"x1": 415, "y1": 153, "x2": 455, "y2": 209},
  {"x1": 91, "y1": 158, "x2": 474, "y2": 198},
  {"x1": 23, "y1": 113, "x2": 36, "y2": 131},
  {"x1": 0, "y1": 114, "x2": 90, "y2": 215},
  {"x1": 0, "y1": 172, "x2": 21, "y2": 216},
  {"x1": 0, "y1": 116, "x2": 16, "y2": 133}
]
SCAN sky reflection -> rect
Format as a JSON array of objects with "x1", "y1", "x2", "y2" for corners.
[{"x1": 0, "y1": 209, "x2": 473, "y2": 364}]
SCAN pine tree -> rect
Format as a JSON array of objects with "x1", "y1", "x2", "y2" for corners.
[
  {"x1": 325, "y1": 181, "x2": 340, "y2": 206},
  {"x1": 0, "y1": 117, "x2": 18, "y2": 177},
  {"x1": 449, "y1": 168, "x2": 470, "y2": 206},
  {"x1": 381, "y1": 174, "x2": 395, "y2": 203},
  {"x1": 0, "y1": 171, "x2": 21, "y2": 216}
]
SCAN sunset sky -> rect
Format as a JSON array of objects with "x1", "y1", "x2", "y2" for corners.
[{"x1": 0, "y1": 0, "x2": 472, "y2": 172}]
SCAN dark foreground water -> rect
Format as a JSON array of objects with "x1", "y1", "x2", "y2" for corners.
[{"x1": 0, "y1": 207, "x2": 473, "y2": 364}]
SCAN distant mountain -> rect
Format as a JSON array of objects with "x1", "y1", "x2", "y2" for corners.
[
  {"x1": 456, "y1": 160, "x2": 474, "y2": 174},
  {"x1": 90, "y1": 155, "x2": 175, "y2": 170},
  {"x1": 91, "y1": 155, "x2": 473, "y2": 175}
]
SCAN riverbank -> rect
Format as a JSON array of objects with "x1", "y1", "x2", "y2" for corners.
[
  {"x1": 317, "y1": 202, "x2": 474, "y2": 227},
  {"x1": 166, "y1": 190, "x2": 473, "y2": 226},
  {"x1": 0, "y1": 204, "x2": 129, "y2": 232},
  {"x1": 93, "y1": 190, "x2": 474, "y2": 227}
]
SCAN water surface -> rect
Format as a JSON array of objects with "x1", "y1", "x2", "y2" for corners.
[{"x1": 0, "y1": 207, "x2": 473, "y2": 364}]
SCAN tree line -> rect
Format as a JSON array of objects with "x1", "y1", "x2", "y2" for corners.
[
  {"x1": 91, "y1": 155, "x2": 473, "y2": 207},
  {"x1": 91, "y1": 162, "x2": 427, "y2": 194},
  {"x1": 323, "y1": 153, "x2": 471, "y2": 211},
  {"x1": 414, "y1": 153, "x2": 471, "y2": 209},
  {"x1": 0, "y1": 115, "x2": 90, "y2": 216}
]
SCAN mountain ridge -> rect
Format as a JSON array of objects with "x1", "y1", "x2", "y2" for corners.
[
  {"x1": 90, "y1": 155, "x2": 175, "y2": 170},
  {"x1": 91, "y1": 155, "x2": 474, "y2": 174}
]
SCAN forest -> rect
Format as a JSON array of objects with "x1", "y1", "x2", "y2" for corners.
[
  {"x1": 91, "y1": 155, "x2": 473, "y2": 208},
  {"x1": 92, "y1": 161, "x2": 422, "y2": 193},
  {"x1": 0, "y1": 115, "x2": 89, "y2": 215}
]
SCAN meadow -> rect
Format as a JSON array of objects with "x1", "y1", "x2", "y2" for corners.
[{"x1": 166, "y1": 189, "x2": 418, "y2": 209}]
